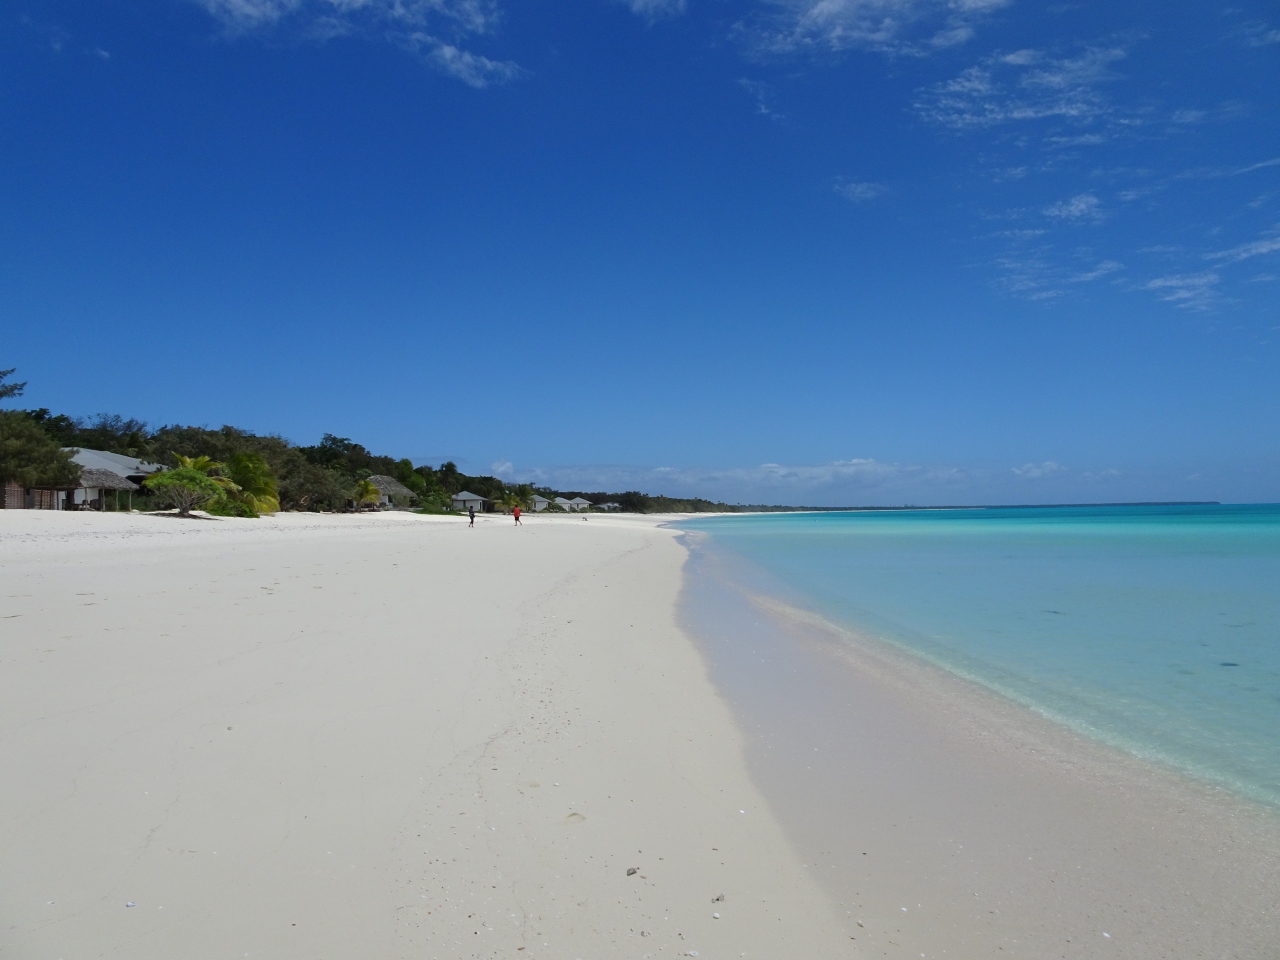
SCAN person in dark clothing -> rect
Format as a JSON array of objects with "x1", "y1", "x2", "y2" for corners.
[{"x1": 468, "y1": 505, "x2": 475, "y2": 527}]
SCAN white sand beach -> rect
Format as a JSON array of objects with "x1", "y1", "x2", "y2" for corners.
[
  {"x1": 4, "y1": 509, "x2": 1279, "y2": 960},
  {"x1": 0, "y1": 511, "x2": 848, "y2": 959}
]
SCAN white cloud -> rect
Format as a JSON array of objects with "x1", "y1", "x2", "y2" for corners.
[
  {"x1": 740, "y1": 0, "x2": 1010, "y2": 57},
  {"x1": 490, "y1": 459, "x2": 514, "y2": 478},
  {"x1": 834, "y1": 178, "x2": 885, "y2": 202},
  {"x1": 1231, "y1": 157, "x2": 1280, "y2": 176},
  {"x1": 518, "y1": 457, "x2": 974, "y2": 502},
  {"x1": 187, "y1": 0, "x2": 521, "y2": 84},
  {"x1": 1241, "y1": 23, "x2": 1280, "y2": 47},
  {"x1": 1012, "y1": 461, "x2": 1064, "y2": 479},
  {"x1": 1070, "y1": 259, "x2": 1122, "y2": 282},
  {"x1": 622, "y1": 0, "x2": 686, "y2": 20},
  {"x1": 739, "y1": 78, "x2": 783, "y2": 118},
  {"x1": 1043, "y1": 193, "x2": 1103, "y2": 221},
  {"x1": 412, "y1": 34, "x2": 524, "y2": 86},
  {"x1": 916, "y1": 46, "x2": 1125, "y2": 129},
  {"x1": 1144, "y1": 271, "x2": 1219, "y2": 309},
  {"x1": 1171, "y1": 109, "x2": 1206, "y2": 124},
  {"x1": 1205, "y1": 232, "x2": 1280, "y2": 265}
]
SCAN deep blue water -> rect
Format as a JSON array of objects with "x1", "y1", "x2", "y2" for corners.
[{"x1": 680, "y1": 505, "x2": 1280, "y2": 807}]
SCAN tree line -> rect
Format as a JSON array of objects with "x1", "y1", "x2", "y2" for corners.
[{"x1": 1, "y1": 368, "x2": 757, "y2": 514}]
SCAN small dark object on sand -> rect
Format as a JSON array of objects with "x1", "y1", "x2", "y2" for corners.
[{"x1": 627, "y1": 867, "x2": 639, "y2": 876}]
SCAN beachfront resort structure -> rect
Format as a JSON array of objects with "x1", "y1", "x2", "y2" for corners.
[
  {"x1": 367, "y1": 475, "x2": 416, "y2": 508},
  {"x1": 2, "y1": 447, "x2": 160, "y2": 511},
  {"x1": 450, "y1": 490, "x2": 488, "y2": 513}
]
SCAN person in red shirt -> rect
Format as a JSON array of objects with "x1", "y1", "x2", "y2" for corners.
[{"x1": 513, "y1": 505, "x2": 522, "y2": 526}]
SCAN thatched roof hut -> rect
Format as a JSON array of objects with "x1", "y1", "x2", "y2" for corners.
[
  {"x1": 367, "y1": 475, "x2": 416, "y2": 505},
  {"x1": 78, "y1": 468, "x2": 140, "y2": 492}
]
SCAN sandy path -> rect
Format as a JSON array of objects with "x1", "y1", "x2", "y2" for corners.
[{"x1": 0, "y1": 511, "x2": 850, "y2": 959}]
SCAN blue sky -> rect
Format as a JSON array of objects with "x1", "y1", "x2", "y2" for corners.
[{"x1": 3, "y1": 0, "x2": 1278, "y2": 505}]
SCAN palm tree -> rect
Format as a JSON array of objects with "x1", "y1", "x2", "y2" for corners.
[
  {"x1": 226, "y1": 452, "x2": 279, "y2": 514},
  {"x1": 353, "y1": 478, "x2": 380, "y2": 511},
  {"x1": 174, "y1": 451, "x2": 281, "y2": 514}
]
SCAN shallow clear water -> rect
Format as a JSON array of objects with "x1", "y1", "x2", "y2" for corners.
[{"x1": 680, "y1": 505, "x2": 1280, "y2": 807}]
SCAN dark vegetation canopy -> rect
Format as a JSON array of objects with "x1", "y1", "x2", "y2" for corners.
[{"x1": 1, "y1": 371, "x2": 759, "y2": 512}]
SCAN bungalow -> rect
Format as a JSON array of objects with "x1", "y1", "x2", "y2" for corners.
[
  {"x1": 367, "y1": 475, "x2": 416, "y2": 508},
  {"x1": 69, "y1": 468, "x2": 139, "y2": 511},
  {"x1": 529, "y1": 495, "x2": 551, "y2": 512},
  {"x1": 1, "y1": 445, "x2": 150, "y2": 510},
  {"x1": 552, "y1": 497, "x2": 574, "y2": 511},
  {"x1": 596, "y1": 502, "x2": 622, "y2": 512},
  {"x1": 568, "y1": 497, "x2": 593, "y2": 512},
  {"x1": 451, "y1": 490, "x2": 488, "y2": 513}
]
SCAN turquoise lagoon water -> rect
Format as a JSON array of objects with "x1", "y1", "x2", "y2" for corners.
[{"x1": 680, "y1": 505, "x2": 1280, "y2": 807}]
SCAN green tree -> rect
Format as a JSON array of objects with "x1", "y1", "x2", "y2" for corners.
[
  {"x1": 225, "y1": 452, "x2": 279, "y2": 514},
  {"x1": 0, "y1": 410, "x2": 82, "y2": 489},
  {"x1": 143, "y1": 467, "x2": 222, "y2": 517},
  {"x1": 0, "y1": 368, "x2": 28, "y2": 401}
]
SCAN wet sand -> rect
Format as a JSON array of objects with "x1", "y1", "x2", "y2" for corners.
[{"x1": 679, "y1": 532, "x2": 1280, "y2": 958}]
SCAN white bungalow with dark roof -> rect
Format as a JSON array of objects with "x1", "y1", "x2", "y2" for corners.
[
  {"x1": 552, "y1": 497, "x2": 574, "y2": 511},
  {"x1": 529, "y1": 495, "x2": 551, "y2": 512},
  {"x1": 567, "y1": 497, "x2": 593, "y2": 512},
  {"x1": 451, "y1": 490, "x2": 488, "y2": 513}
]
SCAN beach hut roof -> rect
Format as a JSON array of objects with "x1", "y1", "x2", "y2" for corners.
[
  {"x1": 368, "y1": 475, "x2": 415, "y2": 498},
  {"x1": 78, "y1": 467, "x2": 140, "y2": 491},
  {"x1": 553, "y1": 497, "x2": 573, "y2": 504},
  {"x1": 530, "y1": 494, "x2": 550, "y2": 502},
  {"x1": 568, "y1": 497, "x2": 592, "y2": 505},
  {"x1": 452, "y1": 490, "x2": 487, "y2": 501},
  {"x1": 67, "y1": 448, "x2": 163, "y2": 478}
]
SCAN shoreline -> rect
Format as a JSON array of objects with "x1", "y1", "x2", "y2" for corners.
[
  {"x1": 677, "y1": 530, "x2": 1280, "y2": 957},
  {"x1": 0, "y1": 510, "x2": 851, "y2": 958}
]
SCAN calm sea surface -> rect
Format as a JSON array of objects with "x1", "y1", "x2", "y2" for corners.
[{"x1": 680, "y1": 505, "x2": 1280, "y2": 807}]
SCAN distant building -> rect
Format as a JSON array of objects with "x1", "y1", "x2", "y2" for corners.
[
  {"x1": 568, "y1": 497, "x2": 593, "y2": 512},
  {"x1": 596, "y1": 502, "x2": 621, "y2": 512},
  {"x1": 451, "y1": 490, "x2": 488, "y2": 513},
  {"x1": 367, "y1": 475, "x2": 416, "y2": 508},
  {"x1": 529, "y1": 495, "x2": 551, "y2": 512},
  {"x1": 552, "y1": 497, "x2": 574, "y2": 512}
]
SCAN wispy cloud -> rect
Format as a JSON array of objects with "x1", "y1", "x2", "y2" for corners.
[
  {"x1": 410, "y1": 34, "x2": 525, "y2": 86},
  {"x1": 916, "y1": 45, "x2": 1125, "y2": 129},
  {"x1": 1234, "y1": 157, "x2": 1280, "y2": 175},
  {"x1": 1012, "y1": 460, "x2": 1064, "y2": 478},
  {"x1": 518, "y1": 457, "x2": 972, "y2": 501},
  {"x1": 1205, "y1": 231, "x2": 1280, "y2": 265},
  {"x1": 739, "y1": 78, "x2": 784, "y2": 118},
  {"x1": 1239, "y1": 22, "x2": 1280, "y2": 47},
  {"x1": 1070, "y1": 259, "x2": 1122, "y2": 282},
  {"x1": 738, "y1": 0, "x2": 1010, "y2": 58},
  {"x1": 509, "y1": 452, "x2": 1134, "y2": 504},
  {"x1": 187, "y1": 0, "x2": 522, "y2": 85},
  {"x1": 1043, "y1": 192, "x2": 1103, "y2": 222},
  {"x1": 1144, "y1": 271, "x2": 1219, "y2": 310},
  {"x1": 834, "y1": 178, "x2": 886, "y2": 202},
  {"x1": 621, "y1": 0, "x2": 686, "y2": 20}
]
